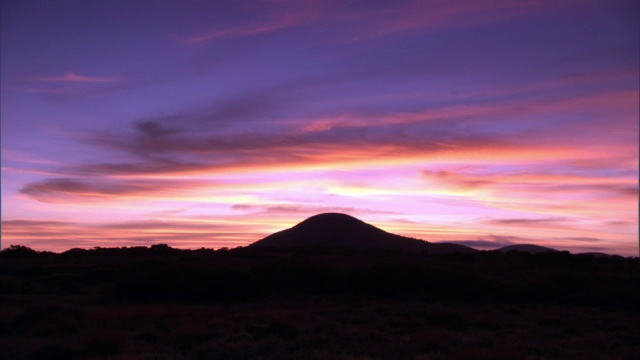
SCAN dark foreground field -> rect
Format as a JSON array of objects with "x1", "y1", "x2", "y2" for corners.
[{"x1": 1, "y1": 245, "x2": 639, "y2": 360}]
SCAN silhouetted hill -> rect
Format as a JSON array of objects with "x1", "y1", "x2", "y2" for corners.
[
  {"x1": 250, "y1": 213, "x2": 475, "y2": 253},
  {"x1": 427, "y1": 242, "x2": 478, "y2": 254},
  {"x1": 499, "y1": 244, "x2": 558, "y2": 254}
]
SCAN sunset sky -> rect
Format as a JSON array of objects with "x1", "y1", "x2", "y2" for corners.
[{"x1": 1, "y1": 0, "x2": 638, "y2": 255}]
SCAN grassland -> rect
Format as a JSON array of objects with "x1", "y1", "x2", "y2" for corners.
[{"x1": 1, "y1": 245, "x2": 638, "y2": 359}]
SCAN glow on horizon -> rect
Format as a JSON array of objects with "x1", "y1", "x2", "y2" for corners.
[{"x1": 1, "y1": 0, "x2": 638, "y2": 256}]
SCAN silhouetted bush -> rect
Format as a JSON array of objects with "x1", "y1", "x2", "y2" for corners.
[
  {"x1": 0, "y1": 245, "x2": 39, "y2": 258},
  {"x1": 2, "y1": 245, "x2": 640, "y2": 359},
  {"x1": 82, "y1": 333, "x2": 122, "y2": 357},
  {"x1": 29, "y1": 344, "x2": 77, "y2": 360},
  {"x1": 12, "y1": 305, "x2": 85, "y2": 337},
  {"x1": 108, "y1": 261, "x2": 262, "y2": 303}
]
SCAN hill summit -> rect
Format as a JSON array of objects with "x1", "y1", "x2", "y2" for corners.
[
  {"x1": 250, "y1": 213, "x2": 474, "y2": 253},
  {"x1": 498, "y1": 244, "x2": 558, "y2": 254}
]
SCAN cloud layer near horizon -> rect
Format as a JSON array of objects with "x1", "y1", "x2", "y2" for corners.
[{"x1": 2, "y1": 0, "x2": 638, "y2": 255}]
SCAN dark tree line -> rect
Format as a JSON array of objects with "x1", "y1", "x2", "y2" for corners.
[{"x1": 2, "y1": 244, "x2": 638, "y2": 310}]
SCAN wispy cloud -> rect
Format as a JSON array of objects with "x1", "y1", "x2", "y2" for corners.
[
  {"x1": 421, "y1": 169, "x2": 637, "y2": 196},
  {"x1": 487, "y1": 218, "x2": 570, "y2": 227},
  {"x1": 76, "y1": 90, "x2": 631, "y2": 174},
  {"x1": 1, "y1": 219, "x2": 258, "y2": 251},
  {"x1": 562, "y1": 237, "x2": 603, "y2": 243},
  {"x1": 184, "y1": 1, "x2": 325, "y2": 44},
  {"x1": 232, "y1": 203, "x2": 394, "y2": 217},
  {"x1": 15, "y1": 84, "x2": 635, "y2": 214},
  {"x1": 29, "y1": 71, "x2": 117, "y2": 83},
  {"x1": 335, "y1": 0, "x2": 584, "y2": 42},
  {"x1": 447, "y1": 234, "x2": 522, "y2": 249},
  {"x1": 186, "y1": 22, "x2": 293, "y2": 44},
  {"x1": 181, "y1": 0, "x2": 589, "y2": 45},
  {"x1": 19, "y1": 178, "x2": 210, "y2": 203}
]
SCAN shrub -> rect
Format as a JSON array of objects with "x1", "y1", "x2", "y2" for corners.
[
  {"x1": 12, "y1": 305, "x2": 85, "y2": 337},
  {"x1": 1, "y1": 245, "x2": 39, "y2": 258}
]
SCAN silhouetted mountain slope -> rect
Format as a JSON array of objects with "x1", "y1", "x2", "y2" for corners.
[
  {"x1": 428, "y1": 242, "x2": 478, "y2": 254},
  {"x1": 576, "y1": 252, "x2": 613, "y2": 258},
  {"x1": 498, "y1": 244, "x2": 558, "y2": 254},
  {"x1": 250, "y1": 213, "x2": 475, "y2": 253}
]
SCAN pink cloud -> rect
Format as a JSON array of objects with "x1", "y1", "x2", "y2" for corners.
[
  {"x1": 338, "y1": 0, "x2": 582, "y2": 42},
  {"x1": 184, "y1": 1, "x2": 326, "y2": 44},
  {"x1": 186, "y1": 22, "x2": 293, "y2": 44},
  {"x1": 1, "y1": 219, "x2": 256, "y2": 252},
  {"x1": 29, "y1": 71, "x2": 117, "y2": 83},
  {"x1": 183, "y1": 0, "x2": 577, "y2": 45}
]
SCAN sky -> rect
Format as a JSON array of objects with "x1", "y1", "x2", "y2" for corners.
[{"x1": 1, "y1": 0, "x2": 638, "y2": 256}]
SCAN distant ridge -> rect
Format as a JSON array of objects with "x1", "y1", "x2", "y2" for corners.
[
  {"x1": 498, "y1": 244, "x2": 558, "y2": 254},
  {"x1": 250, "y1": 213, "x2": 475, "y2": 254},
  {"x1": 576, "y1": 252, "x2": 613, "y2": 258}
]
